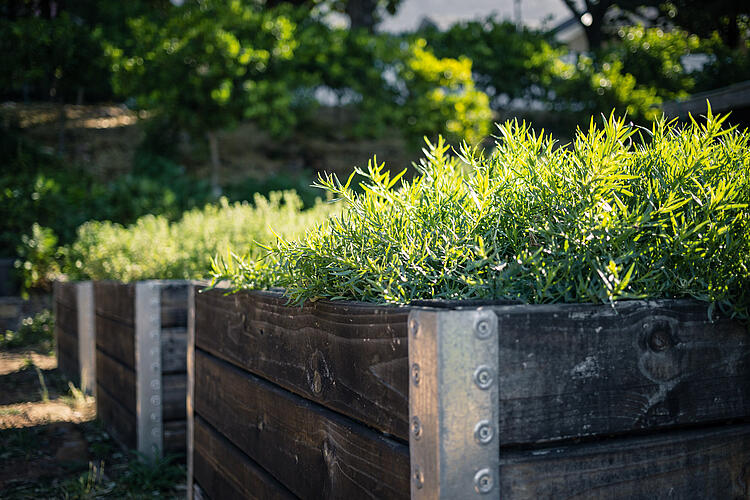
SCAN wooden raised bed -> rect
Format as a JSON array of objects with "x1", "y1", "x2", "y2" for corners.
[
  {"x1": 188, "y1": 286, "x2": 750, "y2": 499},
  {"x1": 53, "y1": 281, "x2": 96, "y2": 394},
  {"x1": 94, "y1": 280, "x2": 190, "y2": 457}
]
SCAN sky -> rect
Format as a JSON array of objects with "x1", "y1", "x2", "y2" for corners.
[{"x1": 379, "y1": 0, "x2": 572, "y2": 32}]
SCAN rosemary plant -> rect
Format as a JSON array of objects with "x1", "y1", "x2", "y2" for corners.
[{"x1": 214, "y1": 109, "x2": 749, "y2": 317}]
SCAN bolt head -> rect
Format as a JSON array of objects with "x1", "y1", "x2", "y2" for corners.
[
  {"x1": 474, "y1": 420, "x2": 494, "y2": 445},
  {"x1": 409, "y1": 318, "x2": 419, "y2": 337},
  {"x1": 413, "y1": 467, "x2": 424, "y2": 489},
  {"x1": 475, "y1": 318, "x2": 492, "y2": 339},
  {"x1": 474, "y1": 468, "x2": 494, "y2": 494},
  {"x1": 411, "y1": 363, "x2": 420, "y2": 385},
  {"x1": 411, "y1": 416, "x2": 422, "y2": 440},
  {"x1": 473, "y1": 365, "x2": 493, "y2": 390}
]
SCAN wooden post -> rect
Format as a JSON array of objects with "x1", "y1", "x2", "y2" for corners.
[{"x1": 409, "y1": 308, "x2": 500, "y2": 499}]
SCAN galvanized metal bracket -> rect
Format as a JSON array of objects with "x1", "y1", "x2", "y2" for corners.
[
  {"x1": 135, "y1": 281, "x2": 163, "y2": 458},
  {"x1": 409, "y1": 308, "x2": 500, "y2": 499},
  {"x1": 187, "y1": 283, "x2": 196, "y2": 500},
  {"x1": 76, "y1": 281, "x2": 96, "y2": 396}
]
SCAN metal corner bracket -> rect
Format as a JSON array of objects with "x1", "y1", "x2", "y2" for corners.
[{"x1": 408, "y1": 307, "x2": 500, "y2": 499}]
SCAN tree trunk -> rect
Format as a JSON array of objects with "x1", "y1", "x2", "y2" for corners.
[{"x1": 207, "y1": 130, "x2": 222, "y2": 198}]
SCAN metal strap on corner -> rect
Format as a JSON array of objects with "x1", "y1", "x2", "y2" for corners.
[
  {"x1": 135, "y1": 281, "x2": 164, "y2": 458},
  {"x1": 408, "y1": 308, "x2": 500, "y2": 499}
]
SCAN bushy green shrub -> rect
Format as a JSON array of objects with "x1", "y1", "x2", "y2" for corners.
[
  {"x1": 420, "y1": 17, "x2": 563, "y2": 104},
  {"x1": 66, "y1": 192, "x2": 337, "y2": 282},
  {"x1": 215, "y1": 110, "x2": 750, "y2": 317},
  {"x1": 289, "y1": 21, "x2": 493, "y2": 145},
  {"x1": 1, "y1": 310, "x2": 54, "y2": 350},
  {"x1": 610, "y1": 25, "x2": 701, "y2": 100}
]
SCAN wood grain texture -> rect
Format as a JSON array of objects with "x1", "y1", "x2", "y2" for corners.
[
  {"x1": 193, "y1": 416, "x2": 295, "y2": 500},
  {"x1": 489, "y1": 300, "x2": 750, "y2": 445},
  {"x1": 161, "y1": 283, "x2": 189, "y2": 328},
  {"x1": 194, "y1": 349, "x2": 410, "y2": 499},
  {"x1": 161, "y1": 327, "x2": 187, "y2": 374},
  {"x1": 95, "y1": 314, "x2": 135, "y2": 369},
  {"x1": 164, "y1": 420, "x2": 186, "y2": 455},
  {"x1": 94, "y1": 281, "x2": 135, "y2": 326},
  {"x1": 96, "y1": 381, "x2": 136, "y2": 448},
  {"x1": 55, "y1": 300, "x2": 78, "y2": 337},
  {"x1": 56, "y1": 328, "x2": 79, "y2": 383},
  {"x1": 95, "y1": 349, "x2": 136, "y2": 414},
  {"x1": 162, "y1": 373, "x2": 187, "y2": 421},
  {"x1": 195, "y1": 287, "x2": 411, "y2": 440},
  {"x1": 54, "y1": 281, "x2": 77, "y2": 309},
  {"x1": 498, "y1": 423, "x2": 750, "y2": 499}
]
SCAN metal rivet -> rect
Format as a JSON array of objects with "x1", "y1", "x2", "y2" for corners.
[
  {"x1": 411, "y1": 363, "x2": 421, "y2": 386},
  {"x1": 474, "y1": 420, "x2": 494, "y2": 445},
  {"x1": 474, "y1": 468, "x2": 494, "y2": 494},
  {"x1": 473, "y1": 365, "x2": 493, "y2": 390},
  {"x1": 411, "y1": 416, "x2": 422, "y2": 440},
  {"x1": 409, "y1": 318, "x2": 419, "y2": 337},
  {"x1": 413, "y1": 467, "x2": 424, "y2": 489},
  {"x1": 475, "y1": 318, "x2": 492, "y2": 339}
]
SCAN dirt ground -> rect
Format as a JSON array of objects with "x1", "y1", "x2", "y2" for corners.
[{"x1": 0, "y1": 346, "x2": 185, "y2": 498}]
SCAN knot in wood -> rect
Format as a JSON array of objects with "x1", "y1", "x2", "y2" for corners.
[
  {"x1": 648, "y1": 328, "x2": 673, "y2": 352},
  {"x1": 306, "y1": 350, "x2": 331, "y2": 397},
  {"x1": 322, "y1": 439, "x2": 335, "y2": 466}
]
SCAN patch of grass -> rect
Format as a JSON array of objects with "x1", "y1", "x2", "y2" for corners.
[
  {"x1": 0, "y1": 427, "x2": 43, "y2": 460},
  {"x1": 114, "y1": 452, "x2": 184, "y2": 497},
  {"x1": 215, "y1": 110, "x2": 750, "y2": 317}
]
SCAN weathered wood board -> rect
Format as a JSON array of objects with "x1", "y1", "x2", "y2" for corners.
[
  {"x1": 193, "y1": 348, "x2": 411, "y2": 499},
  {"x1": 94, "y1": 280, "x2": 190, "y2": 456},
  {"x1": 194, "y1": 287, "x2": 411, "y2": 440},
  {"x1": 190, "y1": 289, "x2": 750, "y2": 499},
  {"x1": 53, "y1": 281, "x2": 95, "y2": 394},
  {"x1": 497, "y1": 423, "x2": 750, "y2": 498}
]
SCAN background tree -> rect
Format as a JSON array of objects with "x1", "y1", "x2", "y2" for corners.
[{"x1": 110, "y1": 0, "x2": 298, "y2": 197}]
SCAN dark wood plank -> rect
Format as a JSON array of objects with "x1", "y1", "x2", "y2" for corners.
[
  {"x1": 96, "y1": 381, "x2": 136, "y2": 449},
  {"x1": 193, "y1": 415, "x2": 296, "y2": 500},
  {"x1": 194, "y1": 349, "x2": 410, "y2": 499},
  {"x1": 54, "y1": 281, "x2": 77, "y2": 310},
  {"x1": 195, "y1": 287, "x2": 411, "y2": 440},
  {"x1": 164, "y1": 420, "x2": 186, "y2": 456},
  {"x1": 498, "y1": 423, "x2": 750, "y2": 499},
  {"x1": 162, "y1": 373, "x2": 186, "y2": 421},
  {"x1": 94, "y1": 281, "x2": 135, "y2": 326},
  {"x1": 56, "y1": 327, "x2": 80, "y2": 383},
  {"x1": 161, "y1": 283, "x2": 189, "y2": 328},
  {"x1": 95, "y1": 314, "x2": 135, "y2": 369},
  {"x1": 490, "y1": 300, "x2": 750, "y2": 445},
  {"x1": 161, "y1": 327, "x2": 187, "y2": 374},
  {"x1": 95, "y1": 348, "x2": 136, "y2": 415},
  {"x1": 55, "y1": 300, "x2": 78, "y2": 337}
]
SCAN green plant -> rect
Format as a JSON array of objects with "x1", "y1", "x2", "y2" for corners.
[
  {"x1": 420, "y1": 17, "x2": 563, "y2": 105},
  {"x1": 66, "y1": 191, "x2": 337, "y2": 282},
  {"x1": 214, "y1": 109, "x2": 750, "y2": 318},
  {"x1": 15, "y1": 224, "x2": 63, "y2": 293},
  {"x1": 1, "y1": 310, "x2": 55, "y2": 350},
  {"x1": 115, "y1": 452, "x2": 183, "y2": 496},
  {"x1": 109, "y1": 0, "x2": 299, "y2": 195}
]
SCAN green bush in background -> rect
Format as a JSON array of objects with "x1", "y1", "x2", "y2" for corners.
[
  {"x1": 66, "y1": 191, "x2": 337, "y2": 282},
  {"x1": 215, "y1": 110, "x2": 750, "y2": 317}
]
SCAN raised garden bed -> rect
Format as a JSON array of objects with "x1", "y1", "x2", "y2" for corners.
[
  {"x1": 53, "y1": 281, "x2": 95, "y2": 394},
  {"x1": 94, "y1": 280, "x2": 190, "y2": 457},
  {"x1": 188, "y1": 286, "x2": 750, "y2": 499}
]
